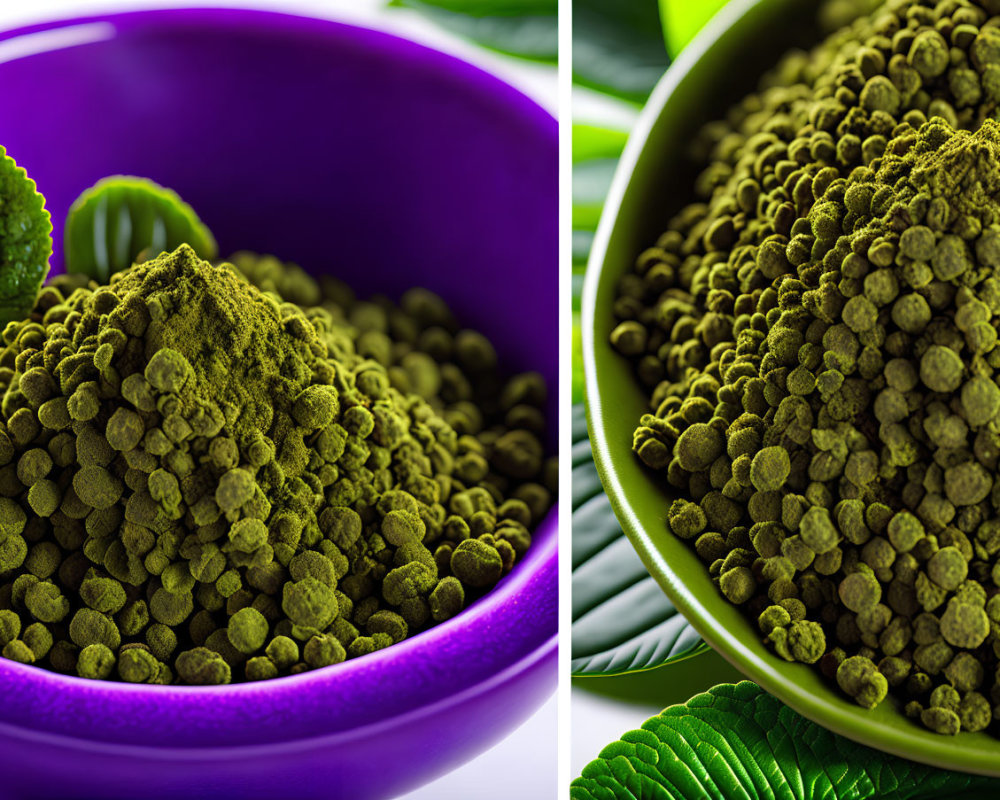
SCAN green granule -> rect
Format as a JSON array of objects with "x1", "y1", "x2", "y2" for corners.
[
  {"x1": 0, "y1": 245, "x2": 554, "y2": 684},
  {"x1": 611, "y1": 0, "x2": 1000, "y2": 735}
]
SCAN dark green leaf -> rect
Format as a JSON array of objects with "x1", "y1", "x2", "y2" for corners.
[
  {"x1": 571, "y1": 682, "x2": 999, "y2": 799},
  {"x1": 391, "y1": 0, "x2": 556, "y2": 62},
  {"x1": 64, "y1": 176, "x2": 217, "y2": 282},
  {"x1": 573, "y1": 0, "x2": 670, "y2": 103},
  {"x1": 572, "y1": 404, "x2": 706, "y2": 675},
  {"x1": 0, "y1": 146, "x2": 52, "y2": 324}
]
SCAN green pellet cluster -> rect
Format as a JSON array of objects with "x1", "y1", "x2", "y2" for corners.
[
  {"x1": 0, "y1": 244, "x2": 553, "y2": 684},
  {"x1": 611, "y1": 0, "x2": 1000, "y2": 734}
]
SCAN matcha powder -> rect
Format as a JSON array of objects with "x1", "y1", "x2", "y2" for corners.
[
  {"x1": 0, "y1": 245, "x2": 554, "y2": 684},
  {"x1": 611, "y1": 0, "x2": 1000, "y2": 735}
]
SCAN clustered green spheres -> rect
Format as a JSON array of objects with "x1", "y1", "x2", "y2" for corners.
[
  {"x1": 0, "y1": 244, "x2": 554, "y2": 684},
  {"x1": 612, "y1": 0, "x2": 1000, "y2": 735}
]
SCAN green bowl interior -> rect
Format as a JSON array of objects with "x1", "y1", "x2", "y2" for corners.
[{"x1": 582, "y1": 0, "x2": 1000, "y2": 776}]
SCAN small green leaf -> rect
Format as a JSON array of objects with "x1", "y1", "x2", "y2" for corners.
[
  {"x1": 392, "y1": 0, "x2": 556, "y2": 62},
  {"x1": 573, "y1": 0, "x2": 670, "y2": 103},
  {"x1": 571, "y1": 682, "x2": 999, "y2": 799},
  {"x1": 64, "y1": 176, "x2": 217, "y2": 282},
  {"x1": 572, "y1": 404, "x2": 706, "y2": 675},
  {"x1": 659, "y1": 0, "x2": 727, "y2": 57},
  {"x1": 0, "y1": 146, "x2": 52, "y2": 324}
]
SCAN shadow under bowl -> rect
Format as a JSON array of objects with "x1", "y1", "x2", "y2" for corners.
[
  {"x1": 583, "y1": 0, "x2": 1000, "y2": 777},
  {"x1": 0, "y1": 8, "x2": 557, "y2": 800}
]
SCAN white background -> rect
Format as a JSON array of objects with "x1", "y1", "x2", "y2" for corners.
[{"x1": 0, "y1": 1, "x2": 557, "y2": 798}]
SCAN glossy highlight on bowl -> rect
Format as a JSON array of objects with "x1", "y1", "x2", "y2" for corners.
[{"x1": 0, "y1": 8, "x2": 557, "y2": 799}]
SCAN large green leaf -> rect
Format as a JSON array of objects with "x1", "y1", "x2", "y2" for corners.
[
  {"x1": 659, "y1": 0, "x2": 727, "y2": 56},
  {"x1": 0, "y1": 145, "x2": 51, "y2": 324},
  {"x1": 574, "y1": 649, "x2": 744, "y2": 709},
  {"x1": 572, "y1": 404, "x2": 706, "y2": 675},
  {"x1": 573, "y1": 0, "x2": 670, "y2": 103},
  {"x1": 64, "y1": 176, "x2": 216, "y2": 282},
  {"x1": 572, "y1": 682, "x2": 999, "y2": 799},
  {"x1": 390, "y1": 0, "x2": 556, "y2": 62}
]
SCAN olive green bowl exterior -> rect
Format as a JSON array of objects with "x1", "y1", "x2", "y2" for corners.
[{"x1": 582, "y1": 0, "x2": 1000, "y2": 776}]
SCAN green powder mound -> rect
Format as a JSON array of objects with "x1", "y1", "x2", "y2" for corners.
[
  {"x1": 0, "y1": 245, "x2": 555, "y2": 684},
  {"x1": 107, "y1": 247, "x2": 310, "y2": 442},
  {"x1": 611, "y1": 0, "x2": 1000, "y2": 736}
]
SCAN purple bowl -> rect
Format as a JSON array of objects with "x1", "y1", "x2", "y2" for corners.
[{"x1": 0, "y1": 9, "x2": 557, "y2": 799}]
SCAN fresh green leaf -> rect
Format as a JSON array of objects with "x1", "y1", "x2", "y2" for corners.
[
  {"x1": 574, "y1": 650, "x2": 744, "y2": 710},
  {"x1": 572, "y1": 682, "x2": 999, "y2": 799},
  {"x1": 64, "y1": 176, "x2": 217, "y2": 282},
  {"x1": 391, "y1": 0, "x2": 556, "y2": 62},
  {"x1": 659, "y1": 0, "x2": 727, "y2": 56},
  {"x1": 573, "y1": 0, "x2": 670, "y2": 103},
  {"x1": 573, "y1": 313, "x2": 584, "y2": 405},
  {"x1": 572, "y1": 404, "x2": 706, "y2": 675},
  {"x1": 572, "y1": 124, "x2": 628, "y2": 164},
  {"x1": 0, "y1": 146, "x2": 52, "y2": 324}
]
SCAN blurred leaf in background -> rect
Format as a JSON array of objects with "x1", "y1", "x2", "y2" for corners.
[
  {"x1": 572, "y1": 405, "x2": 707, "y2": 675},
  {"x1": 573, "y1": 0, "x2": 669, "y2": 102},
  {"x1": 571, "y1": 125, "x2": 627, "y2": 404},
  {"x1": 389, "y1": 0, "x2": 557, "y2": 61},
  {"x1": 659, "y1": 0, "x2": 727, "y2": 55}
]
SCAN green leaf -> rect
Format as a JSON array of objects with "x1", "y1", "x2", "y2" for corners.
[
  {"x1": 64, "y1": 176, "x2": 217, "y2": 282},
  {"x1": 659, "y1": 0, "x2": 727, "y2": 56},
  {"x1": 574, "y1": 650, "x2": 744, "y2": 710},
  {"x1": 572, "y1": 124, "x2": 628, "y2": 164},
  {"x1": 571, "y1": 682, "x2": 999, "y2": 799},
  {"x1": 0, "y1": 146, "x2": 52, "y2": 324},
  {"x1": 573, "y1": 312, "x2": 584, "y2": 405},
  {"x1": 573, "y1": 158, "x2": 618, "y2": 231},
  {"x1": 572, "y1": 404, "x2": 707, "y2": 675},
  {"x1": 391, "y1": 0, "x2": 556, "y2": 62},
  {"x1": 573, "y1": 0, "x2": 670, "y2": 103}
]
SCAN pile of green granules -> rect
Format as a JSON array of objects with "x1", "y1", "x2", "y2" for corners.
[
  {"x1": 611, "y1": 0, "x2": 1000, "y2": 734},
  {"x1": 0, "y1": 245, "x2": 553, "y2": 684}
]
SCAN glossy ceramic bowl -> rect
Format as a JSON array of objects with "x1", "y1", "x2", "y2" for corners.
[
  {"x1": 583, "y1": 0, "x2": 1000, "y2": 777},
  {"x1": 0, "y1": 8, "x2": 557, "y2": 799}
]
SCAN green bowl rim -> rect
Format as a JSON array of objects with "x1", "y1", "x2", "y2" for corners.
[{"x1": 581, "y1": 0, "x2": 1000, "y2": 776}]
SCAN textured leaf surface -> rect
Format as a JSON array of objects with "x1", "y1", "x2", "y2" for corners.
[
  {"x1": 571, "y1": 682, "x2": 999, "y2": 799},
  {"x1": 0, "y1": 146, "x2": 51, "y2": 323},
  {"x1": 392, "y1": 0, "x2": 556, "y2": 62},
  {"x1": 573, "y1": 0, "x2": 670, "y2": 102},
  {"x1": 64, "y1": 176, "x2": 216, "y2": 282},
  {"x1": 572, "y1": 404, "x2": 706, "y2": 675}
]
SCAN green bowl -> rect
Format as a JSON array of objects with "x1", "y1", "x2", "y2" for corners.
[{"x1": 582, "y1": 0, "x2": 1000, "y2": 776}]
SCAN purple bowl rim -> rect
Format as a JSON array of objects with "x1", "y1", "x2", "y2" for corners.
[{"x1": 0, "y1": 6, "x2": 558, "y2": 748}]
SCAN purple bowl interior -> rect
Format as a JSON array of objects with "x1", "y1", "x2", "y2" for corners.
[{"x1": 0, "y1": 8, "x2": 556, "y2": 798}]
